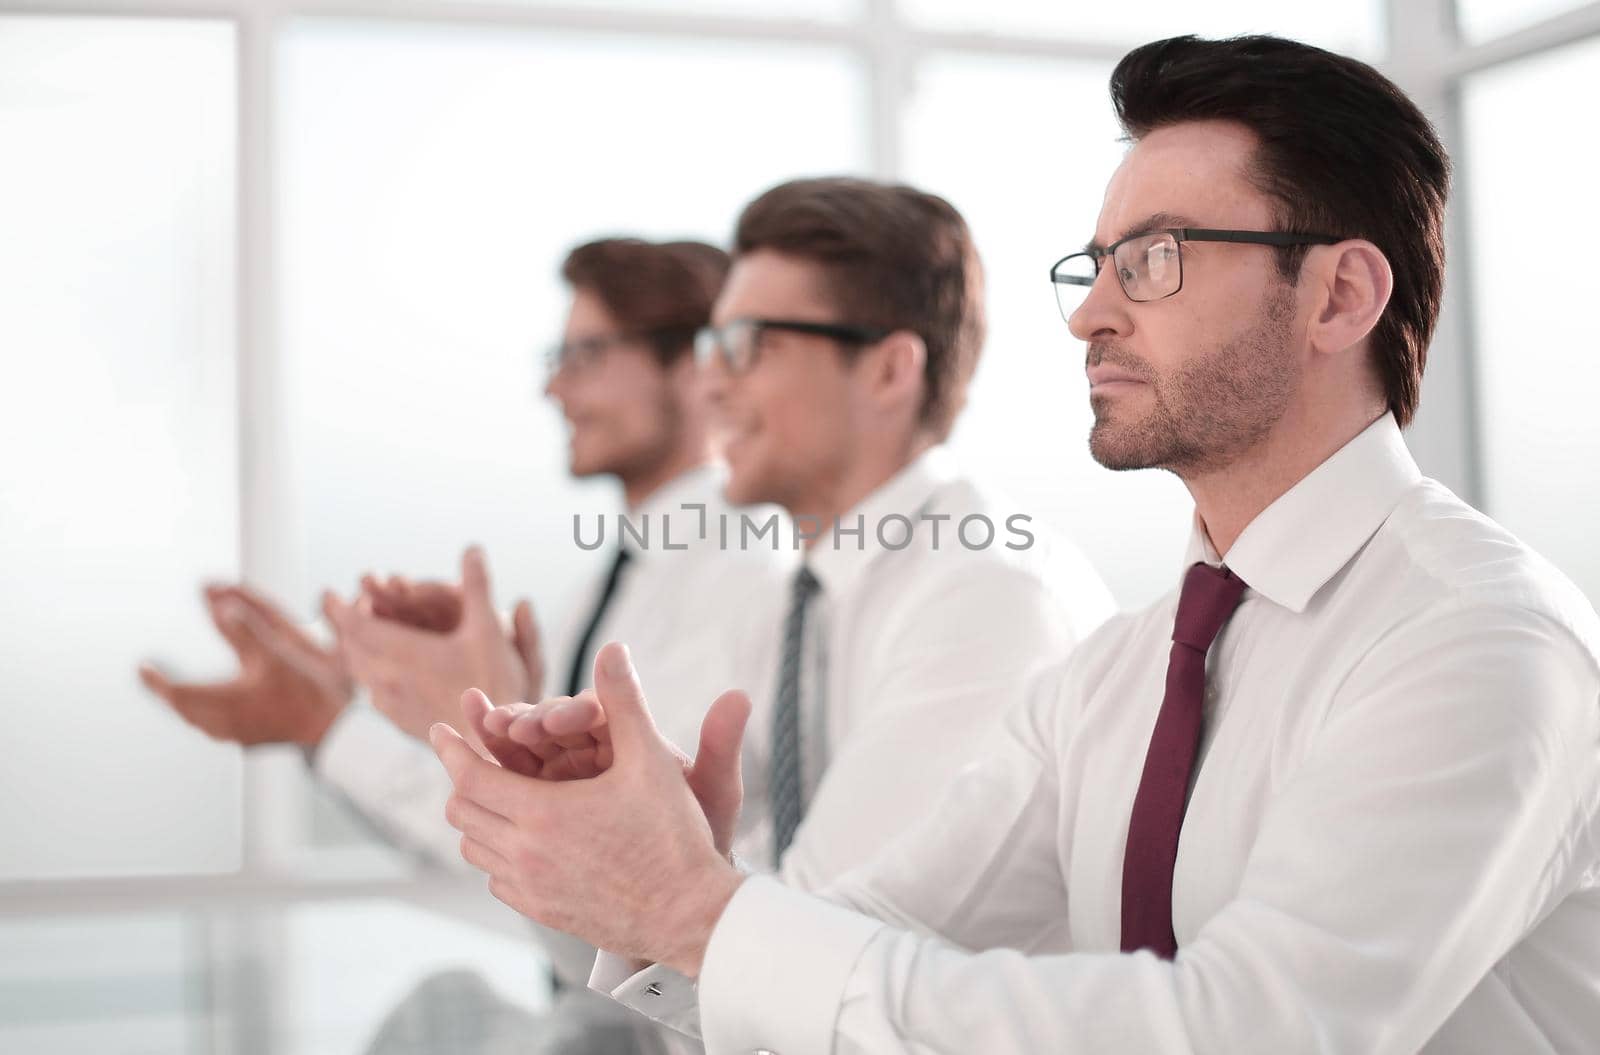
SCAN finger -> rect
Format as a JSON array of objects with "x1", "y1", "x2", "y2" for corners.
[
  {"x1": 508, "y1": 712, "x2": 568, "y2": 763},
  {"x1": 138, "y1": 664, "x2": 241, "y2": 711},
  {"x1": 321, "y1": 590, "x2": 352, "y2": 641},
  {"x1": 483, "y1": 701, "x2": 537, "y2": 739},
  {"x1": 542, "y1": 693, "x2": 606, "y2": 739},
  {"x1": 361, "y1": 574, "x2": 403, "y2": 617},
  {"x1": 366, "y1": 575, "x2": 459, "y2": 632},
  {"x1": 542, "y1": 745, "x2": 607, "y2": 781},
  {"x1": 430, "y1": 722, "x2": 546, "y2": 818},
  {"x1": 505, "y1": 702, "x2": 562, "y2": 760},
  {"x1": 140, "y1": 668, "x2": 245, "y2": 740},
  {"x1": 460, "y1": 687, "x2": 495, "y2": 740},
  {"x1": 213, "y1": 584, "x2": 316, "y2": 650},
  {"x1": 459, "y1": 834, "x2": 512, "y2": 877},
  {"x1": 589, "y1": 642, "x2": 657, "y2": 754},
  {"x1": 137, "y1": 662, "x2": 175, "y2": 700},
  {"x1": 444, "y1": 790, "x2": 513, "y2": 842},
  {"x1": 325, "y1": 592, "x2": 426, "y2": 661},
  {"x1": 222, "y1": 599, "x2": 303, "y2": 665},
  {"x1": 205, "y1": 595, "x2": 263, "y2": 663},
  {"x1": 687, "y1": 689, "x2": 752, "y2": 855},
  {"x1": 511, "y1": 599, "x2": 543, "y2": 689},
  {"x1": 320, "y1": 601, "x2": 403, "y2": 694},
  {"x1": 504, "y1": 701, "x2": 606, "y2": 763},
  {"x1": 405, "y1": 582, "x2": 464, "y2": 633},
  {"x1": 462, "y1": 691, "x2": 541, "y2": 777},
  {"x1": 460, "y1": 545, "x2": 497, "y2": 626}
]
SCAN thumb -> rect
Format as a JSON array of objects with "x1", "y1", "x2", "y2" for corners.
[
  {"x1": 138, "y1": 662, "x2": 176, "y2": 700},
  {"x1": 512, "y1": 599, "x2": 543, "y2": 692},
  {"x1": 226, "y1": 600, "x2": 305, "y2": 665},
  {"x1": 590, "y1": 641, "x2": 657, "y2": 753},
  {"x1": 459, "y1": 545, "x2": 497, "y2": 625},
  {"x1": 460, "y1": 687, "x2": 494, "y2": 742},
  {"x1": 213, "y1": 596, "x2": 292, "y2": 664},
  {"x1": 686, "y1": 689, "x2": 751, "y2": 857},
  {"x1": 206, "y1": 591, "x2": 263, "y2": 663}
]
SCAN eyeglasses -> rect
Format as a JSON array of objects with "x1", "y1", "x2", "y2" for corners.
[
  {"x1": 693, "y1": 318, "x2": 891, "y2": 375},
  {"x1": 544, "y1": 327, "x2": 692, "y2": 380},
  {"x1": 1049, "y1": 228, "x2": 1340, "y2": 318}
]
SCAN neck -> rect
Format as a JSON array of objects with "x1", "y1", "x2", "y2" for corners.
[
  {"x1": 789, "y1": 434, "x2": 936, "y2": 550},
  {"x1": 1183, "y1": 402, "x2": 1388, "y2": 557},
  {"x1": 619, "y1": 438, "x2": 717, "y2": 511}
]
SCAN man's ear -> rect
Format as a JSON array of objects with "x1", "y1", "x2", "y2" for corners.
[
  {"x1": 859, "y1": 329, "x2": 927, "y2": 417},
  {"x1": 1306, "y1": 238, "x2": 1392, "y2": 360}
]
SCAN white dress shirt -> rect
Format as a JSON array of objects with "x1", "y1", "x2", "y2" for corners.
[
  {"x1": 610, "y1": 415, "x2": 1600, "y2": 1054},
  {"x1": 594, "y1": 446, "x2": 1117, "y2": 1024},
  {"x1": 730, "y1": 445, "x2": 1115, "y2": 885},
  {"x1": 315, "y1": 463, "x2": 793, "y2": 985}
]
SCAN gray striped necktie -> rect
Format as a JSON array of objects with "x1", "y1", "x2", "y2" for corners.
[{"x1": 770, "y1": 564, "x2": 821, "y2": 865}]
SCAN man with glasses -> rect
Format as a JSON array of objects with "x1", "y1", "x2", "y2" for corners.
[
  {"x1": 679, "y1": 178, "x2": 1113, "y2": 890},
  {"x1": 433, "y1": 36, "x2": 1600, "y2": 1053}
]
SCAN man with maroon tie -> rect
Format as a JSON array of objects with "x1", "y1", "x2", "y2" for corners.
[{"x1": 430, "y1": 34, "x2": 1600, "y2": 1053}]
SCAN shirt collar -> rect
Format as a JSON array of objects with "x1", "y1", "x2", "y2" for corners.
[
  {"x1": 806, "y1": 445, "x2": 960, "y2": 598},
  {"x1": 624, "y1": 462, "x2": 728, "y2": 559},
  {"x1": 1183, "y1": 413, "x2": 1422, "y2": 614}
]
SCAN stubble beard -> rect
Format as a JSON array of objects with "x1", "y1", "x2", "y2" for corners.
[{"x1": 1088, "y1": 286, "x2": 1300, "y2": 477}]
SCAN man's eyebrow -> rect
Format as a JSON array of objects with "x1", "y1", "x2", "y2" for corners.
[{"x1": 1084, "y1": 212, "x2": 1196, "y2": 254}]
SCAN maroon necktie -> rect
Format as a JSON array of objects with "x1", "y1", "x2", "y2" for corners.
[{"x1": 1121, "y1": 562, "x2": 1248, "y2": 959}]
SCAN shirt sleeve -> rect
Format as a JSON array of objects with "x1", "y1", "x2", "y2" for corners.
[
  {"x1": 699, "y1": 603, "x2": 1600, "y2": 1054},
  {"x1": 314, "y1": 697, "x2": 469, "y2": 870}
]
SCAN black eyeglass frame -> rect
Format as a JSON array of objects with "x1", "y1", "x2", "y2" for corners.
[
  {"x1": 544, "y1": 325, "x2": 698, "y2": 378},
  {"x1": 1049, "y1": 228, "x2": 1342, "y2": 305},
  {"x1": 693, "y1": 317, "x2": 893, "y2": 373}
]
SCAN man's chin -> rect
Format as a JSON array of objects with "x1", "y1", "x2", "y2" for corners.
[
  {"x1": 722, "y1": 459, "x2": 780, "y2": 510},
  {"x1": 1088, "y1": 418, "x2": 1164, "y2": 472},
  {"x1": 566, "y1": 447, "x2": 615, "y2": 480},
  {"x1": 722, "y1": 472, "x2": 762, "y2": 509}
]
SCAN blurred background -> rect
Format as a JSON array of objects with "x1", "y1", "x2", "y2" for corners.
[{"x1": 2, "y1": 0, "x2": 1598, "y2": 1050}]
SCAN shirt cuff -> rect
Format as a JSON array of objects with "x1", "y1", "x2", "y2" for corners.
[
  {"x1": 698, "y1": 875, "x2": 884, "y2": 1055},
  {"x1": 590, "y1": 955, "x2": 702, "y2": 1038}
]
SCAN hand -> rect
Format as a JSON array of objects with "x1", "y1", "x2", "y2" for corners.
[
  {"x1": 460, "y1": 675, "x2": 747, "y2": 858},
  {"x1": 361, "y1": 573, "x2": 464, "y2": 633},
  {"x1": 326, "y1": 546, "x2": 542, "y2": 745},
  {"x1": 461, "y1": 689, "x2": 612, "y2": 780},
  {"x1": 138, "y1": 584, "x2": 352, "y2": 748},
  {"x1": 433, "y1": 642, "x2": 750, "y2": 975}
]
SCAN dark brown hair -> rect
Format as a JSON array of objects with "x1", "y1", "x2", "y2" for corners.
[
  {"x1": 1111, "y1": 35, "x2": 1451, "y2": 427},
  {"x1": 561, "y1": 238, "x2": 730, "y2": 364},
  {"x1": 733, "y1": 177, "x2": 985, "y2": 440}
]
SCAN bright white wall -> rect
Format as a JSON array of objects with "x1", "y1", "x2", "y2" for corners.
[
  {"x1": 275, "y1": 18, "x2": 869, "y2": 626},
  {"x1": 1462, "y1": 34, "x2": 1600, "y2": 605},
  {"x1": 0, "y1": 16, "x2": 242, "y2": 879}
]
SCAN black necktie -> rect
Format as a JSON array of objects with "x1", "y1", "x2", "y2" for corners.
[{"x1": 563, "y1": 546, "x2": 632, "y2": 697}]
